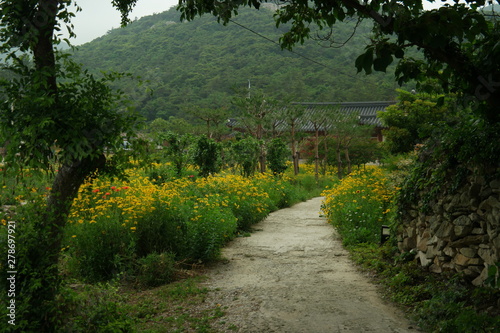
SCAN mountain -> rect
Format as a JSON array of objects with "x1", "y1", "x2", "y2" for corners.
[{"x1": 72, "y1": 6, "x2": 404, "y2": 121}]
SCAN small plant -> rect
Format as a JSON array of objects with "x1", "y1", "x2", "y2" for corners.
[
  {"x1": 136, "y1": 252, "x2": 176, "y2": 288},
  {"x1": 58, "y1": 282, "x2": 134, "y2": 332}
]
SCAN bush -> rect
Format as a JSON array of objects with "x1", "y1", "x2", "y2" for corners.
[
  {"x1": 59, "y1": 283, "x2": 134, "y2": 332},
  {"x1": 134, "y1": 198, "x2": 188, "y2": 258},
  {"x1": 0, "y1": 199, "x2": 62, "y2": 331},
  {"x1": 193, "y1": 136, "x2": 221, "y2": 177},
  {"x1": 184, "y1": 196, "x2": 238, "y2": 260},
  {"x1": 66, "y1": 217, "x2": 136, "y2": 283},
  {"x1": 267, "y1": 138, "x2": 290, "y2": 176},
  {"x1": 321, "y1": 166, "x2": 395, "y2": 246},
  {"x1": 136, "y1": 252, "x2": 176, "y2": 288}
]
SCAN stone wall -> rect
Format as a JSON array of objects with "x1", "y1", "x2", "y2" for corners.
[{"x1": 397, "y1": 174, "x2": 500, "y2": 286}]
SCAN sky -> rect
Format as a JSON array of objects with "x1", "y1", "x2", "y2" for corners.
[{"x1": 68, "y1": 0, "x2": 179, "y2": 45}]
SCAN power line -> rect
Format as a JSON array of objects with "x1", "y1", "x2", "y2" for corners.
[{"x1": 228, "y1": 18, "x2": 393, "y2": 93}]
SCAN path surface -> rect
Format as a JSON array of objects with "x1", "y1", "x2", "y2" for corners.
[{"x1": 204, "y1": 197, "x2": 417, "y2": 333}]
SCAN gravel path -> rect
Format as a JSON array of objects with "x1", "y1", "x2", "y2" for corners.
[{"x1": 204, "y1": 197, "x2": 417, "y2": 333}]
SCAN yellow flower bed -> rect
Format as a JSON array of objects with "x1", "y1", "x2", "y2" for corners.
[{"x1": 321, "y1": 166, "x2": 397, "y2": 245}]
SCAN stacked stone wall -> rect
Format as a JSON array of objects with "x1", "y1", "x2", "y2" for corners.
[{"x1": 398, "y1": 174, "x2": 500, "y2": 286}]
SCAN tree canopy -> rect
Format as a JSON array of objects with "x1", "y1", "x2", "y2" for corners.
[
  {"x1": 153, "y1": 0, "x2": 500, "y2": 123},
  {"x1": 71, "y1": 5, "x2": 400, "y2": 121}
]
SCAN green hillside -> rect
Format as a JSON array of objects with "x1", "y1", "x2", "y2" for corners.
[{"x1": 73, "y1": 6, "x2": 404, "y2": 121}]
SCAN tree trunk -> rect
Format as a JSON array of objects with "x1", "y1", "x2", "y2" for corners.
[
  {"x1": 336, "y1": 141, "x2": 343, "y2": 179},
  {"x1": 314, "y1": 129, "x2": 320, "y2": 181},
  {"x1": 291, "y1": 123, "x2": 299, "y2": 175},
  {"x1": 322, "y1": 137, "x2": 328, "y2": 175},
  {"x1": 344, "y1": 147, "x2": 352, "y2": 175}
]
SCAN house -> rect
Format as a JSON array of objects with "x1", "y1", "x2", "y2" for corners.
[
  {"x1": 292, "y1": 101, "x2": 395, "y2": 142},
  {"x1": 227, "y1": 101, "x2": 395, "y2": 141}
]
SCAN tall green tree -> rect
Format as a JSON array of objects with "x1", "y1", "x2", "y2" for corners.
[
  {"x1": 232, "y1": 89, "x2": 274, "y2": 173},
  {"x1": 0, "y1": 1, "x2": 140, "y2": 330}
]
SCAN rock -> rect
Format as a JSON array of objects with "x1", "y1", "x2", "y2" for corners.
[
  {"x1": 472, "y1": 267, "x2": 489, "y2": 286},
  {"x1": 435, "y1": 222, "x2": 455, "y2": 239},
  {"x1": 449, "y1": 235, "x2": 486, "y2": 248},
  {"x1": 460, "y1": 247, "x2": 478, "y2": 258},
  {"x1": 454, "y1": 225, "x2": 473, "y2": 238},
  {"x1": 478, "y1": 248, "x2": 494, "y2": 264},
  {"x1": 416, "y1": 251, "x2": 432, "y2": 266},
  {"x1": 479, "y1": 196, "x2": 500, "y2": 213},
  {"x1": 417, "y1": 236, "x2": 429, "y2": 252},
  {"x1": 426, "y1": 245, "x2": 440, "y2": 259},
  {"x1": 489, "y1": 179, "x2": 500, "y2": 190},
  {"x1": 453, "y1": 215, "x2": 472, "y2": 226},
  {"x1": 429, "y1": 263, "x2": 442, "y2": 273},
  {"x1": 454, "y1": 253, "x2": 482, "y2": 266},
  {"x1": 443, "y1": 246, "x2": 457, "y2": 257},
  {"x1": 471, "y1": 228, "x2": 485, "y2": 235}
]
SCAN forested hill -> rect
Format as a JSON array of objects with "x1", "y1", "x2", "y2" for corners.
[{"x1": 73, "y1": 5, "x2": 403, "y2": 121}]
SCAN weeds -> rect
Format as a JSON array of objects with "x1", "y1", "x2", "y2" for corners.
[{"x1": 349, "y1": 242, "x2": 500, "y2": 333}]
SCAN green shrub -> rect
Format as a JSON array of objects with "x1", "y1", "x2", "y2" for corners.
[
  {"x1": 147, "y1": 163, "x2": 177, "y2": 185},
  {"x1": 66, "y1": 217, "x2": 135, "y2": 283},
  {"x1": 134, "y1": 199, "x2": 188, "y2": 258},
  {"x1": 59, "y1": 283, "x2": 134, "y2": 332},
  {"x1": 185, "y1": 197, "x2": 237, "y2": 261},
  {"x1": 267, "y1": 138, "x2": 290, "y2": 176},
  {"x1": 136, "y1": 252, "x2": 176, "y2": 288},
  {"x1": 193, "y1": 136, "x2": 221, "y2": 177}
]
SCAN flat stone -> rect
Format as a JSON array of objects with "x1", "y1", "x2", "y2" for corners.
[
  {"x1": 416, "y1": 251, "x2": 432, "y2": 266},
  {"x1": 472, "y1": 267, "x2": 489, "y2": 286},
  {"x1": 489, "y1": 179, "x2": 500, "y2": 190},
  {"x1": 435, "y1": 222, "x2": 455, "y2": 238},
  {"x1": 471, "y1": 228, "x2": 485, "y2": 235},
  {"x1": 443, "y1": 246, "x2": 456, "y2": 257},
  {"x1": 417, "y1": 237, "x2": 428, "y2": 252},
  {"x1": 454, "y1": 253, "x2": 482, "y2": 266},
  {"x1": 460, "y1": 247, "x2": 478, "y2": 258},
  {"x1": 478, "y1": 248, "x2": 494, "y2": 263},
  {"x1": 453, "y1": 215, "x2": 472, "y2": 226},
  {"x1": 449, "y1": 235, "x2": 485, "y2": 248},
  {"x1": 454, "y1": 225, "x2": 473, "y2": 238}
]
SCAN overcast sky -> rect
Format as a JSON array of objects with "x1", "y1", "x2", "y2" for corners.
[{"x1": 69, "y1": 0, "x2": 179, "y2": 45}]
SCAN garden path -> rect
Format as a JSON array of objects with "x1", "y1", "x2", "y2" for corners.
[{"x1": 202, "y1": 197, "x2": 417, "y2": 333}]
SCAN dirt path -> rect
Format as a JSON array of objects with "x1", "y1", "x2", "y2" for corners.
[{"x1": 203, "y1": 197, "x2": 417, "y2": 333}]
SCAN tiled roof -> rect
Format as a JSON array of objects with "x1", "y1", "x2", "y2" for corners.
[
  {"x1": 295, "y1": 101, "x2": 395, "y2": 130},
  {"x1": 227, "y1": 101, "x2": 395, "y2": 133}
]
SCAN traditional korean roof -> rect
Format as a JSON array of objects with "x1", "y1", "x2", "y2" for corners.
[
  {"x1": 295, "y1": 101, "x2": 395, "y2": 130},
  {"x1": 227, "y1": 101, "x2": 396, "y2": 133}
]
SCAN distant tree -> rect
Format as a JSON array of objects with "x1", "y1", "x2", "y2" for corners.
[
  {"x1": 193, "y1": 135, "x2": 221, "y2": 177},
  {"x1": 267, "y1": 137, "x2": 290, "y2": 176},
  {"x1": 306, "y1": 109, "x2": 329, "y2": 180},
  {"x1": 186, "y1": 105, "x2": 231, "y2": 140},
  {"x1": 279, "y1": 104, "x2": 305, "y2": 175},
  {"x1": 162, "y1": 132, "x2": 193, "y2": 177},
  {"x1": 323, "y1": 110, "x2": 373, "y2": 178},
  {"x1": 232, "y1": 89, "x2": 275, "y2": 173},
  {"x1": 231, "y1": 136, "x2": 261, "y2": 177}
]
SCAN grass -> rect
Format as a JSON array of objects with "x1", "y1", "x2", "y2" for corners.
[
  {"x1": 57, "y1": 274, "x2": 231, "y2": 333},
  {"x1": 348, "y1": 242, "x2": 500, "y2": 333}
]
